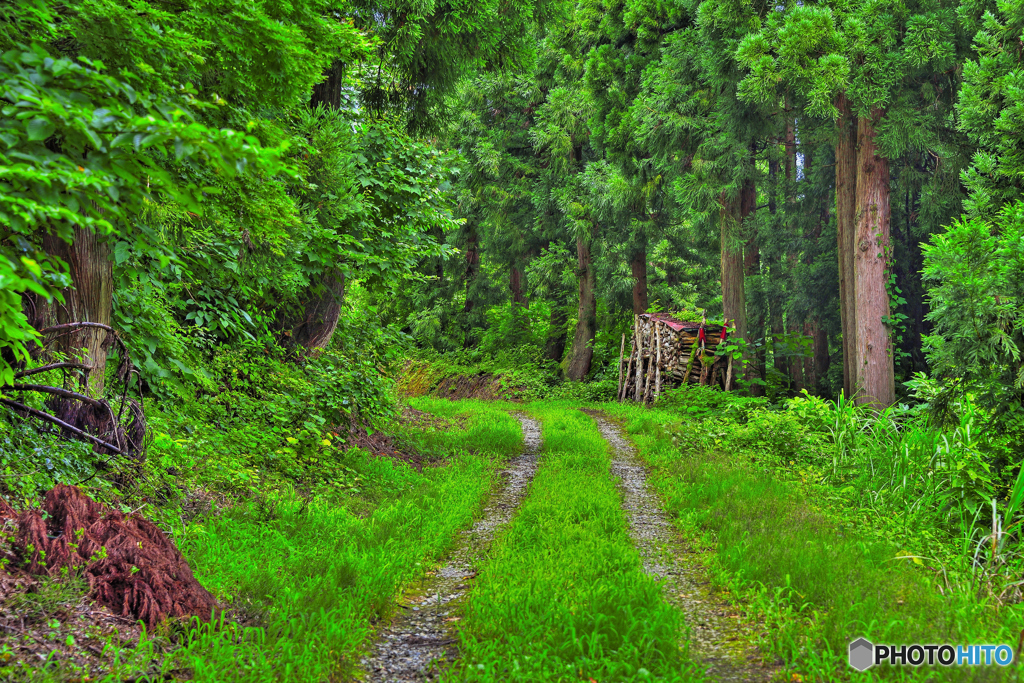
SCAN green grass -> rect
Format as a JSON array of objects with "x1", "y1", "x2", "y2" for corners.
[
  {"x1": 602, "y1": 401, "x2": 1024, "y2": 682},
  {"x1": 21, "y1": 400, "x2": 525, "y2": 683},
  {"x1": 450, "y1": 402, "x2": 702, "y2": 683},
  {"x1": 405, "y1": 397, "x2": 528, "y2": 457}
]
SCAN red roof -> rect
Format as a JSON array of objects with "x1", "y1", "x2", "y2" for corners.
[{"x1": 639, "y1": 312, "x2": 723, "y2": 332}]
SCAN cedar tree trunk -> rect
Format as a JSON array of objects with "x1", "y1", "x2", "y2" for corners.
[
  {"x1": 464, "y1": 224, "x2": 479, "y2": 314},
  {"x1": 294, "y1": 61, "x2": 348, "y2": 351},
  {"x1": 630, "y1": 244, "x2": 648, "y2": 314},
  {"x1": 510, "y1": 265, "x2": 526, "y2": 307},
  {"x1": 767, "y1": 154, "x2": 787, "y2": 380},
  {"x1": 854, "y1": 109, "x2": 895, "y2": 409},
  {"x1": 721, "y1": 192, "x2": 746, "y2": 364},
  {"x1": 786, "y1": 305, "x2": 804, "y2": 393},
  {"x1": 45, "y1": 228, "x2": 113, "y2": 396},
  {"x1": 293, "y1": 272, "x2": 345, "y2": 350},
  {"x1": 544, "y1": 304, "x2": 568, "y2": 363},
  {"x1": 813, "y1": 320, "x2": 830, "y2": 393},
  {"x1": 740, "y1": 173, "x2": 763, "y2": 395},
  {"x1": 835, "y1": 93, "x2": 858, "y2": 399},
  {"x1": 784, "y1": 113, "x2": 804, "y2": 391},
  {"x1": 802, "y1": 147, "x2": 828, "y2": 395},
  {"x1": 311, "y1": 61, "x2": 345, "y2": 112},
  {"x1": 566, "y1": 235, "x2": 596, "y2": 381}
]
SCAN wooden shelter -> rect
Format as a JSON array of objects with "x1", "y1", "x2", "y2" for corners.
[{"x1": 616, "y1": 313, "x2": 735, "y2": 404}]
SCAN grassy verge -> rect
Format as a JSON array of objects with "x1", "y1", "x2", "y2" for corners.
[
  {"x1": 602, "y1": 400, "x2": 1024, "y2": 682},
  {"x1": 450, "y1": 401, "x2": 702, "y2": 682},
  {"x1": 6, "y1": 399, "x2": 522, "y2": 683}
]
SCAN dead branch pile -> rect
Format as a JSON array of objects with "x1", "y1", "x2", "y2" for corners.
[
  {"x1": 0, "y1": 322, "x2": 146, "y2": 458},
  {"x1": 617, "y1": 313, "x2": 735, "y2": 404},
  {"x1": 1, "y1": 485, "x2": 217, "y2": 627}
]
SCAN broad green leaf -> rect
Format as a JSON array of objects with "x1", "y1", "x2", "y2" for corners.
[{"x1": 25, "y1": 117, "x2": 55, "y2": 141}]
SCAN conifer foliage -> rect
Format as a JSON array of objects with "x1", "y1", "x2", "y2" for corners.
[
  {"x1": 3, "y1": 0, "x2": 1024, "y2": 425},
  {"x1": 379, "y1": 0, "x2": 1021, "y2": 421}
]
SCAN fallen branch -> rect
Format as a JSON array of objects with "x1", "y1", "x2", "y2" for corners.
[
  {"x1": 0, "y1": 398, "x2": 122, "y2": 453},
  {"x1": 5, "y1": 384, "x2": 106, "y2": 409},
  {"x1": 15, "y1": 362, "x2": 93, "y2": 379},
  {"x1": 39, "y1": 322, "x2": 117, "y2": 337}
]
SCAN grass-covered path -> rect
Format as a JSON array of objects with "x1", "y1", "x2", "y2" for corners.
[
  {"x1": 363, "y1": 401, "x2": 771, "y2": 682},
  {"x1": 589, "y1": 411, "x2": 770, "y2": 683},
  {"x1": 54, "y1": 395, "x2": 1013, "y2": 682},
  {"x1": 358, "y1": 398, "x2": 1023, "y2": 683},
  {"x1": 443, "y1": 403, "x2": 699, "y2": 682},
  {"x1": 362, "y1": 413, "x2": 542, "y2": 681}
]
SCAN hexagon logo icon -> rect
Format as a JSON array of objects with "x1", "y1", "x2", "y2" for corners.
[{"x1": 849, "y1": 638, "x2": 874, "y2": 671}]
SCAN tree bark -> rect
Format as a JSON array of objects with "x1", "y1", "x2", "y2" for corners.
[
  {"x1": 311, "y1": 60, "x2": 346, "y2": 112},
  {"x1": 784, "y1": 111, "x2": 804, "y2": 391},
  {"x1": 854, "y1": 109, "x2": 895, "y2": 409},
  {"x1": 292, "y1": 272, "x2": 345, "y2": 350},
  {"x1": 902, "y1": 189, "x2": 929, "y2": 373},
  {"x1": 740, "y1": 172, "x2": 763, "y2": 396},
  {"x1": 836, "y1": 93, "x2": 858, "y2": 400},
  {"x1": 630, "y1": 244, "x2": 648, "y2": 314},
  {"x1": 566, "y1": 235, "x2": 597, "y2": 381},
  {"x1": 720, "y1": 192, "x2": 746, "y2": 375},
  {"x1": 813, "y1": 320, "x2": 830, "y2": 393},
  {"x1": 784, "y1": 110, "x2": 796, "y2": 190},
  {"x1": 295, "y1": 60, "x2": 349, "y2": 351},
  {"x1": 20, "y1": 291, "x2": 51, "y2": 361},
  {"x1": 803, "y1": 319, "x2": 816, "y2": 392},
  {"x1": 803, "y1": 147, "x2": 827, "y2": 396},
  {"x1": 787, "y1": 309, "x2": 804, "y2": 393},
  {"x1": 45, "y1": 228, "x2": 113, "y2": 397},
  {"x1": 767, "y1": 153, "x2": 787, "y2": 382},
  {"x1": 804, "y1": 149, "x2": 830, "y2": 396}
]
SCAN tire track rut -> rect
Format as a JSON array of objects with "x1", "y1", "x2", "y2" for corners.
[
  {"x1": 587, "y1": 411, "x2": 775, "y2": 683},
  {"x1": 361, "y1": 414, "x2": 542, "y2": 682}
]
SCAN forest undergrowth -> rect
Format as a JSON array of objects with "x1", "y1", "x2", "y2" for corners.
[{"x1": 0, "y1": 378, "x2": 525, "y2": 681}]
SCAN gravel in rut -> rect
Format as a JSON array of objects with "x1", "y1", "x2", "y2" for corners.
[
  {"x1": 587, "y1": 411, "x2": 775, "y2": 683},
  {"x1": 360, "y1": 414, "x2": 542, "y2": 682}
]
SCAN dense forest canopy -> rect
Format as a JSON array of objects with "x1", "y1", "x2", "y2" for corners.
[{"x1": 2, "y1": 0, "x2": 1021, "y2": 420}]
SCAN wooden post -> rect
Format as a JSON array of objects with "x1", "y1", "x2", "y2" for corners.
[
  {"x1": 621, "y1": 338, "x2": 636, "y2": 402},
  {"x1": 654, "y1": 322, "x2": 663, "y2": 401},
  {"x1": 630, "y1": 317, "x2": 638, "y2": 403},
  {"x1": 643, "y1": 321, "x2": 657, "y2": 404},
  {"x1": 616, "y1": 332, "x2": 626, "y2": 400},
  {"x1": 725, "y1": 354, "x2": 734, "y2": 391}
]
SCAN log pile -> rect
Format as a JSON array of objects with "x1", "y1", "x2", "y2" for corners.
[{"x1": 617, "y1": 313, "x2": 734, "y2": 404}]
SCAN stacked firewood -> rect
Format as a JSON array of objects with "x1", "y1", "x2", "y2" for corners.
[{"x1": 616, "y1": 313, "x2": 734, "y2": 404}]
